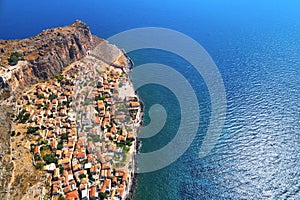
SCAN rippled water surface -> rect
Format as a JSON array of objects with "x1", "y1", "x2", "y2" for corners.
[{"x1": 132, "y1": 38, "x2": 300, "y2": 199}]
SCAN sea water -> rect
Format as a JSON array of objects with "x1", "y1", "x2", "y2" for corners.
[{"x1": 0, "y1": 0, "x2": 299, "y2": 199}]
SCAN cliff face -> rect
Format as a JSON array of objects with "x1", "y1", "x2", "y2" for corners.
[{"x1": 0, "y1": 20, "x2": 100, "y2": 98}]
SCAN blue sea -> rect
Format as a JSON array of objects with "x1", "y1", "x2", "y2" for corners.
[{"x1": 1, "y1": 0, "x2": 299, "y2": 199}]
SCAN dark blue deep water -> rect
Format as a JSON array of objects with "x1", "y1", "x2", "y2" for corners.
[{"x1": 1, "y1": 0, "x2": 299, "y2": 199}]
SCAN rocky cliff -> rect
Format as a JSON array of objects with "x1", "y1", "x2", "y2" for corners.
[{"x1": 0, "y1": 20, "x2": 102, "y2": 99}]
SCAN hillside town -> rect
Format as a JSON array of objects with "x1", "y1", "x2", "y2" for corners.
[{"x1": 12, "y1": 55, "x2": 141, "y2": 200}]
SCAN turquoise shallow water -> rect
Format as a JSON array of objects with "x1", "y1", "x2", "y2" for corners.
[{"x1": 1, "y1": 0, "x2": 300, "y2": 199}]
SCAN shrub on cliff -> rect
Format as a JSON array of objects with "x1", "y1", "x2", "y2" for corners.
[
  {"x1": 8, "y1": 52, "x2": 22, "y2": 65},
  {"x1": 55, "y1": 74, "x2": 63, "y2": 82}
]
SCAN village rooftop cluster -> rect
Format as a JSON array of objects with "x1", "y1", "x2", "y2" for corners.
[{"x1": 13, "y1": 59, "x2": 141, "y2": 200}]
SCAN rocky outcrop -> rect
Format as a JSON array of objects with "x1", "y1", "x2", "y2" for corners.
[{"x1": 0, "y1": 20, "x2": 102, "y2": 99}]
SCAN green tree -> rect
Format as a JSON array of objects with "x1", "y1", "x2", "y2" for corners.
[
  {"x1": 34, "y1": 154, "x2": 42, "y2": 161},
  {"x1": 27, "y1": 126, "x2": 39, "y2": 134},
  {"x1": 16, "y1": 109, "x2": 26, "y2": 121},
  {"x1": 57, "y1": 141, "x2": 64, "y2": 150},
  {"x1": 43, "y1": 103, "x2": 49, "y2": 110},
  {"x1": 20, "y1": 113, "x2": 30, "y2": 123},
  {"x1": 43, "y1": 153, "x2": 58, "y2": 164},
  {"x1": 37, "y1": 94, "x2": 45, "y2": 99},
  {"x1": 35, "y1": 162, "x2": 45, "y2": 170},
  {"x1": 59, "y1": 167, "x2": 64, "y2": 174},
  {"x1": 61, "y1": 133, "x2": 68, "y2": 140},
  {"x1": 79, "y1": 174, "x2": 86, "y2": 179},
  {"x1": 55, "y1": 74, "x2": 63, "y2": 82},
  {"x1": 48, "y1": 94, "x2": 57, "y2": 101},
  {"x1": 8, "y1": 52, "x2": 22, "y2": 65},
  {"x1": 99, "y1": 192, "x2": 107, "y2": 200},
  {"x1": 58, "y1": 194, "x2": 65, "y2": 200}
]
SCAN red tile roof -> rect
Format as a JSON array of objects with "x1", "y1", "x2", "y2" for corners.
[{"x1": 66, "y1": 190, "x2": 79, "y2": 200}]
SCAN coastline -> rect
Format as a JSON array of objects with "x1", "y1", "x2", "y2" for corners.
[{"x1": 123, "y1": 54, "x2": 142, "y2": 200}]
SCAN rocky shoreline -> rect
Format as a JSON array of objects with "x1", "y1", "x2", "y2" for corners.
[
  {"x1": 126, "y1": 56, "x2": 147, "y2": 200},
  {"x1": 124, "y1": 54, "x2": 142, "y2": 200}
]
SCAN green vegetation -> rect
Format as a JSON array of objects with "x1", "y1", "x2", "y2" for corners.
[
  {"x1": 57, "y1": 103, "x2": 63, "y2": 111},
  {"x1": 8, "y1": 52, "x2": 22, "y2": 65},
  {"x1": 41, "y1": 145, "x2": 50, "y2": 151},
  {"x1": 55, "y1": 74, "x2": 63, "y2": 82},
  {"x1": 99, "y1": 192, "x2": 107, "y2": 200},
  {"x1": 95, "y1": 95, "x2": 106, "y2": 101},
  {"x1": 17, "y1": 109, "x2": 31, "y2": 123},
  {"x1": 38, "y1": 94, "x2": 45, "y2": 99},
  {"x1": 58, "y1": 194, "x2": 65, "y2": 200},
  {"x1": 117, "y1": 140, "x2": 132, "y2": 147},
  {"x1": 59, "y1": 167, "x2": 64, "y2": 174},
  {"x1": 57, "y1": 140, "x2": 64, "y2": 150},
  {"x1": 61, "y1": 133, "x2": 68, "y2": 140},
  {"x1": 125, "y1": 140, "x2": 132, "y2": 146},
  {"x1": 116, "y1": 141, "x2": 131, "y2": 152},
  {"x1": 76, "y1": 181, "x2": 80, "y2": 187},
  {"x1": 79, "y1": 174, "x2": 86, "y2": 179},
  {"x1": 43, "y1": 153, "x2": 58, "y2": 164},
  {"x1": 88, "y1": 173, "x2": 95, "y2": 182},
  {"x1": 48, "y1": 94, "x2": 58, "y2": 101},
  {"x1": 27, "y1": 126, "x2": 39, "y2": 134},
  {"x1": 62, "y1": 100, "x2": 70, "y2": 107},
  {"x1": 21, "y1": 113, "x2": 30, "y2": 123},
  {"x1": 39, "y1": 140, "x2": 48, "y2": 145},
  {"x1": 124, "y1": 146, "x2": 130, "y2": 152},
  {"x1": 35, "y1": 162, "x2": 45, "y2": 170},
  {"x1": 30, "y1": 144, "x2": 35, "y2": 153},
  {"x1": 43, "y1": 103, "x2": 49, "y2": 110},
  {"x1": 119, "y1": 82, "x2": 123, "y2": 88},
  {"x1": 34, "y1": 154, "x2": 42, "y2": 161}
]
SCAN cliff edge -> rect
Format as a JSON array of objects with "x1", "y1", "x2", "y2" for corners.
[{"x1": 0, "y1": 20, "x2": 102, "y2": 99}]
